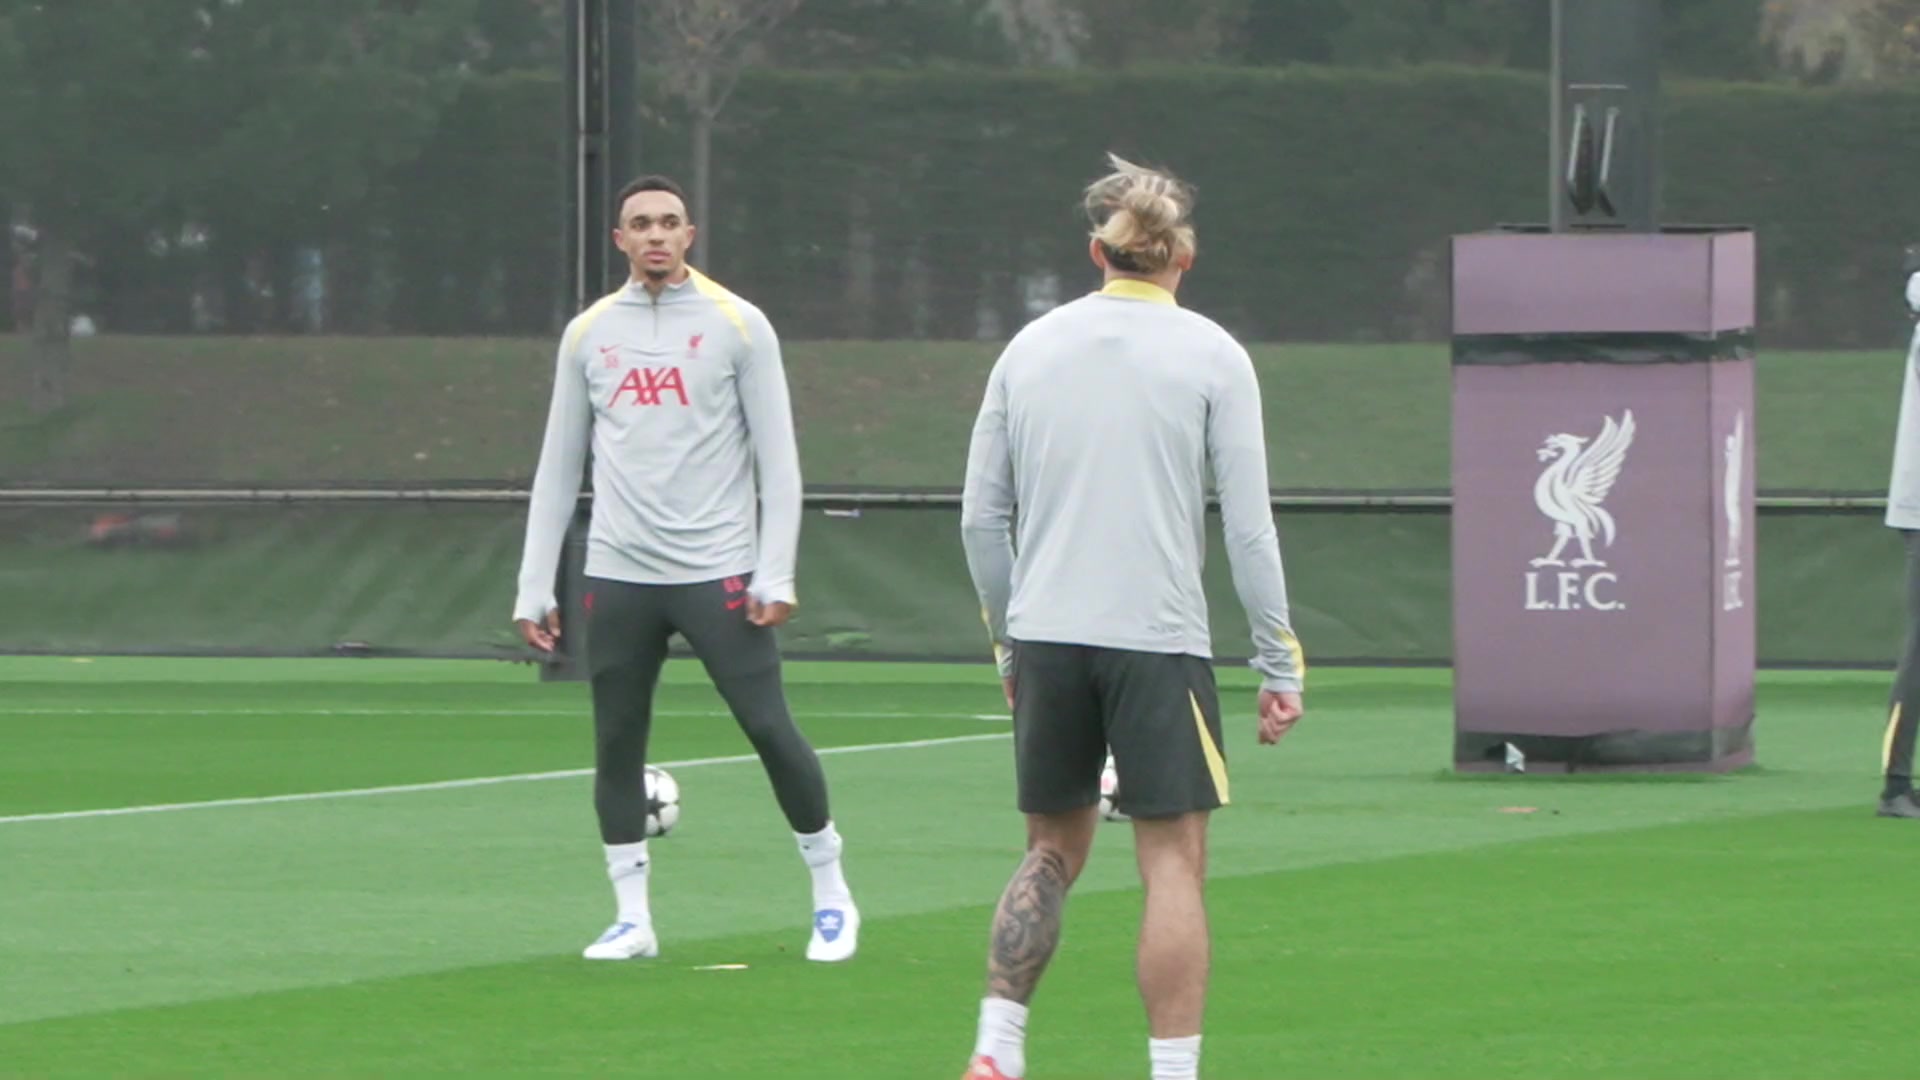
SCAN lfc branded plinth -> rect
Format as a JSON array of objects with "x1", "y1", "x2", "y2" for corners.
[{"x1": 1449, "y1": 227, "x2": 1756, "y2": 772}]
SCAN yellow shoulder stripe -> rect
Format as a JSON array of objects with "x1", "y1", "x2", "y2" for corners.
[
  {"x1": 560, "y1": 290, "x2": 623, "y2": 358},
  {"x1": 689, "y1": 268, "x2": 751, "y2": 342}
]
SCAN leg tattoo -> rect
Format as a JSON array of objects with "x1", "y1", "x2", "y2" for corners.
[{"x1": 987, "y1": 848, "x2": 1072, "y2": 1004}]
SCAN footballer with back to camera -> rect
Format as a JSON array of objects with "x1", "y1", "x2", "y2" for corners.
[{"x1": 959, "y1": 153, "x2": 1307, "y2": 1080}]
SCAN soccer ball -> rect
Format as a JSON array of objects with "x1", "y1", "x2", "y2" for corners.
[
  {"x1": 644, "y1": 765, "x2": 681, "y2": 837},
  {"x1": 1098, "y1": 754, "x2": 1129, "y2": 823}
]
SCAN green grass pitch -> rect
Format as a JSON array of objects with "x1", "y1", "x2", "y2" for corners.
[{"x1": 0, "y1": 657, "x2": 1910, "y2": 1078}]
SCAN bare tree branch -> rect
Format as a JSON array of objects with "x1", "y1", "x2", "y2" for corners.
[
  {"x1": 650, "y1": 0, "x2": 802, "y2": 116},
  {"x1": 642, "y1": 0, "x2": 803, "y2": 267},
  {"x1": 985, "y1": 0, "x2": 1081, "y2": 66},
  {"x1": 1763, "y1": 0, "x2": 1920, "y2": 83}
]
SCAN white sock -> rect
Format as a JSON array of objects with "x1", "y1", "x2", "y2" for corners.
[
  {"x1": 1150, "y1": 1035, "x2": 1201, "y2": 1080},
  {"x1": 795, "y1": 821, "x2": 853, "y2": 909},
  {"x1": 603, "y1": 840, "x2": 651, "y2": 926},
  {"x1": 973, "y1": 997, "x2": 1029, "y2": 1077}
]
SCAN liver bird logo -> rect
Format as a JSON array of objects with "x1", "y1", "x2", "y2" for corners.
[{"x1": 1531, "y1": 410, "x2": 1636, "y2": 569}]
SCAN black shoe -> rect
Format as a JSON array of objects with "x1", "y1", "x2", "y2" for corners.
[{"x1": 1878, "y1": 792, "x2": 1920, "y2": 818}]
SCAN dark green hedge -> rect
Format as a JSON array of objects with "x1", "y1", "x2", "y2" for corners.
[
  {"x1": 60, "y1": 64, "x2": 1920, "y2": 348},
  {"x1": 373, "y1": 70, "x2": 567, "y2": 335},
  {"x1": 651, "y1": 66, "x2": 1920, "y2": 348}
]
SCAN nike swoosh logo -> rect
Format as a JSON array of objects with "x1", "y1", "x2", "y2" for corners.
[{"x1": 725, "y1": 599, "x2": 747, "y2": 611}]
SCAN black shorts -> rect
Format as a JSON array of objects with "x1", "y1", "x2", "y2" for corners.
[{"x1": 1009, "y1": 640, "x2": 1229, "y2": 819}]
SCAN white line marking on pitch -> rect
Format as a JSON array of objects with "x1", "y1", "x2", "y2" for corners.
[
  {"x1": 6, "y1": 707, "x2": 1010, "y2": 721},
  {"x1": 0, "y1": 732, "x2": 1010, "y2": 826}
]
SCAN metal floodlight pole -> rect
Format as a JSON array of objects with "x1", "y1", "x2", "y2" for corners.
[
  {"x1": 551, "y1": 0, "x2": 640, "y2": 680},
  {"x1": 607, "y1": 0, "x2": 639, "y2": 232},
  {"x1": 1548, "y1": 0, "x2": 1566, "y2": 233},
  {"x1": 565, "y1": 0, "x2": 640, "y2": 315},
  {"x1": 1548, "y1": 0, "x2": 1663, "y2": 234},
  {"x1": 563, "y1": 0, "x2": 591, "y2": 316}
]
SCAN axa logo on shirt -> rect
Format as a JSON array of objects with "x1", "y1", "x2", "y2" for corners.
[{"x1": 608, "y1": 366, "x2": 689, "y2": 407}]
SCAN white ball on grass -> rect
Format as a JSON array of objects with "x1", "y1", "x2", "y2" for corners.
[
  {"x1": 644, "y1": 765, "x2": 680, "y2": 837},
  {"x1": 1098, "y1": 754, "x2": 1129, "y2": 823}
]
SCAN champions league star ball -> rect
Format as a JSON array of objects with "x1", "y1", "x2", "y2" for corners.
[
  {"x1": 643, "y1": 765, "x2": 681, "y2": 838},
  {"x1": 1098, "y1": 754, "x2": 1129, "y2": 823}
]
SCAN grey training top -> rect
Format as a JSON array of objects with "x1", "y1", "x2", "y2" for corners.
[
  {"x1": 960, "y1": 278, "x2": 1305, "y2": 693},
  {"x1": 514, "y1": 270, "x2": 801, "y2": 623},
  {"x1": 1889, "y1": 272, "x2": 1920, "y2": 530}
]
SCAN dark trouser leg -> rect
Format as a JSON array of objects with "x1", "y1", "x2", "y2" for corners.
[
  {"x1": 1886, "y1": 532, "x2": 1920, "y2": 800},
  {"x1": 669, "y1": 576, "x2": 830, "y2": 833},
  {"x1": 586, "y1": 578, "x2": 673, "y2": 844}
]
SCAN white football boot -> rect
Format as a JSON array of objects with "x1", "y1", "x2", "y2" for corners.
[
  {"x1": 806, "y1": 903, "x2": 860, "y2": 963},
  {"x1": 582, "y1": 920, "x2": 659, "y2": 960}
]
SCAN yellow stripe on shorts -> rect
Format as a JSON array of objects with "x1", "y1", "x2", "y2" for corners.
[{"x1": 1190, "y1": 690, "x2": 1229, "y2": 806}]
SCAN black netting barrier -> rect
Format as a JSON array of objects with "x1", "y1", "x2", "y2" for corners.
[{"x1": 0, "y1": 498, "x2": 1899, "y2": 667}]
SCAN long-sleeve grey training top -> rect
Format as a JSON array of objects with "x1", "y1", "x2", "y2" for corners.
[
  {"x1": 515, "y1": 270, "x2": 801, "y2": 623},
  {"x1": 960, "y1": 278, "x2": 1305, "y2": 693}
]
